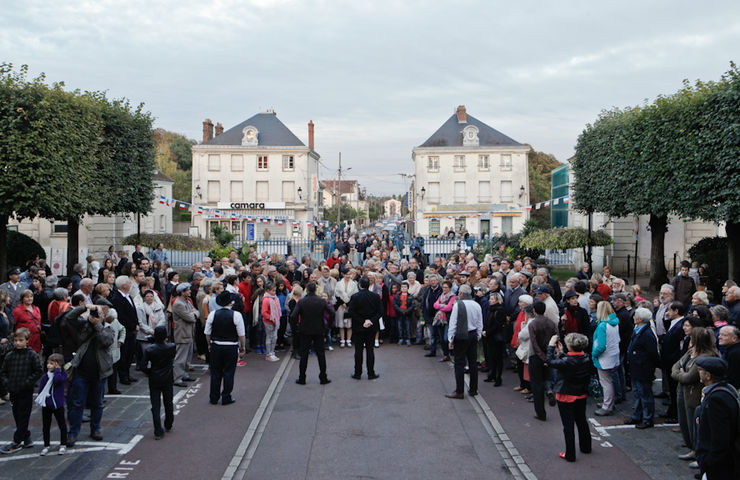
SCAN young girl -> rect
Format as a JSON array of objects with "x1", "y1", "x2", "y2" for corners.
[
  {"x1": 36, "y1": 353, "x2": 67, "y2": 455},
  {"x1": 261, "y1": 282, "x2": 281, "y2": 362}
]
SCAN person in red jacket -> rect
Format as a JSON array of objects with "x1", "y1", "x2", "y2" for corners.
[{"x1": 12, "y1": 290, "x2": 42, "y2": 353}]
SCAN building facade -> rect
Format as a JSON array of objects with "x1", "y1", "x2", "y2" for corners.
[
  {"x1": 384, "y1": 198, "x2": 402, "y2": 218},
  {"x1": 9, "y1": 170, "x2": 174, "y2": 275},
  {"x1": 191, "y1": 111, "x2": 321, "y2": 241},
  {"x1": 412, "y1": 106, "x2": 530, "y2": 237}
]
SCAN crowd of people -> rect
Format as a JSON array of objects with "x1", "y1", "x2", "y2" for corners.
[{"x1": 0, "y1": 229, "x2": 738, "y2": 479}]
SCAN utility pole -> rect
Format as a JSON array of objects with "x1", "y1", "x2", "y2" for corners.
[{"x1": 337, "y1": 152, "x2": 342, "y2": 227}]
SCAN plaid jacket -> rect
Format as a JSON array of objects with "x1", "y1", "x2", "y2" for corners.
[{"x1": 0, "y1": 347, "x2": 42, "y2": 393}]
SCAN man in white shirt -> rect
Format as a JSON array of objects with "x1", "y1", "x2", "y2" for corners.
[
  {"x1": 205, "y1": 291, "x2": 246, "y2": 405},
  {"x1": 446, "y1": 285, "x2": 483, "y2": 399},
  {"x1": 534, "y1": 286, "x2": 560, "y2": 327},
  {"x1": 74, "y1": 278, "x2": 95, "y2": 305}
]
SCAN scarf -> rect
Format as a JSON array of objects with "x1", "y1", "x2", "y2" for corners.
[
  {"x1": 263, "y1": 292, "x2": 281, "y2": 327},
  {"x1": 35, "y1": 371, "x2": 54, "y2": 407},
  {"x1": 564, "y1": 305, "x2": 579, "y2": 334}
]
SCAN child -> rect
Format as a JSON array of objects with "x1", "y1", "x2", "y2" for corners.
[
  {"x1": 393, "y1": 281, "x2": 415, "y2": 346},
  {"x1": 36, "y1": 353, "x2": 68, "y2": 455},
  {"x1": 142, "y1": 326, "x2": 176, "y2": 440},
  {"x1": 0, "y1": 328, "x2": 43, "y2": 453}
]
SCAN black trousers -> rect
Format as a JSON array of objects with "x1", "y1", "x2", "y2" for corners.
[
  {"x1": 353, "y1": 330, "x2": 375, "y2": 376},
  {"x1": 453, "y1": 337, "x2": 478, "y2": 394},
  {"x1": 149, "y1": 380, "x2": 174, "y2": 436},
  {"x1": 10, "y1": 390, "x2": 33, "y2": 444},
  {"x1": 557, "y1": 398, "x2": 592, "y2": 461},
  {"x1": 108, "y1": 361, "x2": 119, "y2": 393},
  {"x1": 289, "y1": 316, "x2": 300, "y2": 353},
  {"x1": 485, "y1": 340, "x2": 506, "y2": 382},
  {"x1": 118, "y1": 332, "x2": 136, "y2": 382},
  {"x1": 529, "y1": 355, "x2": 549, "y2": 419},
  {"x1": 209, "y1": 344, "x2": 238, "y2": 404},
  {"x1": 298, "y1": 333, "x2": 327, "y2": 381},
  {"x1": 42, "y1": 406, "x2": 67, "y2": 447},
  {"x1": 665, "y1": 372, "x2": 678, "y2": 417}
]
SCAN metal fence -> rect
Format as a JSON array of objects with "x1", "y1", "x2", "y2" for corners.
[{"x1": 544, "y1": 249, "x2": 574, "y2": 266}]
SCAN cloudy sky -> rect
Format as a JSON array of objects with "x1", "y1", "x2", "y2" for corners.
[{"x1": 3, "y1": 0, "x2": 739, "y2": 194}]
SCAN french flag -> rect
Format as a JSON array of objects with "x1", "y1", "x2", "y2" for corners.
[
  {"x1": 544, "y1": 201, "x2": 551, "y2": 207},
  {"x1": 197, "y1": 206, "x2": 203, "y2": 214},
  {"x1": 214, "y1": 210, "x2": 221, "y2": 218},
  {"x1": 563, "y1": 196, "x2": 570, "y2": 204},
  {"x1": 179, "y1": 202, "x2": 187, "y2": 210},
  {"x1": 159, "y1": 195, "x2": 166, "y2": 204},
  {"x1": 526, "y1": 205, "x2": 532, "y2": 211},
  {"x1": 230, "y1": 213, "x2": 236, "y2": 220}
]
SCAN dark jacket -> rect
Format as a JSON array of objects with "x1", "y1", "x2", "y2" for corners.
[
  {"x1": 725, "y1": 299, "x2": 740, "y2": 326},
  {"x1": 0, "y1": 347, "x2": 42, "y2": 392},
  {"x1": 68, "y1": 310, "x2": 115, "y2": 380},
  {"x1": 661, "y1": 318, "x2": 686, "y2": 370},
  {"x1": 483, "y1": 303, "x2": 507, "y2": 343},
  {"x1": 347, "y1": 289, "x2": 382, "y2": 333},
  {"x1": 422, "y1": 285, "x2": 442, "y2": 320},
  {"x1": 528, "y1": 315, "x2": 558, "y2": 362},
  {"x1": 547, "y1": 276, "x2": 562, "y2": 305},
  {"x1": 627, "y1": 325, "x2": 660, "y2": 382},
  {"x1": 37, "y1": 368, "x2": 67, "y2": 409},
  {"x1": 504, "y1": 286, "x2": 525, "y2": 318},
  {"x1": 393, "y1": 292, "x2": 415, "y2": 318},
  {"x1": 111, "y1": 290, "x2": 139, "y2": 332},
  {"x1": 672, "y1": 274, "x2": 697, "y2": 307},
  {"x1": 291, "y1": 294, "x2": 334, "y2": 336},
  {"x1": 614, "y1": 306, "x2": 634, "y2": 356},
  {"x1": 547, "y1": 347, "x2": 592, "y2": 397},
  {"x1": 142, "y1": 341, "x2": 176, "y2": 385},
  {"x1": 695, "y1": 382, "x2": 740, "y2": 479},
  {"x1": 723, "y1": 342, "x2": 740, "y2": 389}
]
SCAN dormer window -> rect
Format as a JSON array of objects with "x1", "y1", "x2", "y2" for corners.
[
  {"x1": 242, "y1": 126, "x2": 259, "y2": 146},
  {"x1": 462, "y1": 125, "x2": 479, "y2": 147}
]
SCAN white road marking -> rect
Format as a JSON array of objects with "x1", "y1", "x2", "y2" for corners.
[{"x1": 0, "y1": 435, "x2": 143, "y2": 463}]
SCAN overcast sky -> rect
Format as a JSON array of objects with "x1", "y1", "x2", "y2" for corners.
[{"x1": 3, "y1": 0, "x2": 739, "y2": 194}]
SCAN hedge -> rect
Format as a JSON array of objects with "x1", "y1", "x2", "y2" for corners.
[
  {"x1": 121, "y1": 233, "x2": 215, "y2": 251},
  {"x1": 7, "y1": 231, "x2": 46, "y2": 270}
]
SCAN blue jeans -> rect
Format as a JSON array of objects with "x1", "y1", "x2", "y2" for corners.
[
  {"x1": 416, "y1": 319, "x2": 425, "y2": 344},
  {"x1": 631, "y1": 379, "x2": 654, "y2": 424},
  {"x1": 612, "y1": 361, "x2": 626, "y2": 401},
  {"x1": 67, "y1": 375, "x2": 106, "y2": 438},
  {"x1": 397, "y1": 316, "x2": 411, "y2": 341},
  {"x1": 430, "y1": 323, "x2": 449, "y2": 356}
]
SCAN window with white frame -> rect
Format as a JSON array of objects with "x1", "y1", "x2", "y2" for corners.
[
  {"x1": 208, "y1": 154, "x2": 220, "y2": 171},
  {"x1": 282, "y1": 155, "x2": 294, "y2": 171},
  {"x1": 453, "y1": 155, "x2": 466, "y2": 171},
  {"x1": 231, "y1": 154, "x2": 244, "y2": 171},
  {"x1": 256, "y1": 181, "x2": 269, "y2": 202},
  {"x1": 500, "y1": 180, "x2": 513, "y2": 202},
  {"x1": 454, "y1": 181, "x2": 465, "y2": 203},
  {"x1": 427, "y1": 182, "x2": 440, "y2": 204},
  {"x1": 207, "y1": 180, "x2": 220, "y2": 203},
  {"x1": 430, "y1": 219, "x2": 440, "y2": 236},
  {"x1": 257, "y1": 155, "x2": 268, "y2": 171},
  {"x1": 230, "y1": 181, "x2": 243, "y2": 202},
  {"x1": 478, "y1": 155, "x2": 490, "y2": 170},
  {"x1": 500, "y1": 154, "x2": 512, "y2": 171},
  {"x1": 282, "y1": 181, "x2": 295, "y2": 202},
  {"x1": 478, "y1": 181, "x2": 491, "y2": 203},
  {"x1": 427, "y1": 156, "x2": 439, "y2": 171}
]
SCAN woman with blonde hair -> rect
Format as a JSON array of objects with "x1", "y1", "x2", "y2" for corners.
[{"x1": 591, "y1": 301, "x2": 620, "y2": 416}]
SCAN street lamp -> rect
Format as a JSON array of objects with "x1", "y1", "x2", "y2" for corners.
[
  {"x1": 420, "y1": 186, "x2": 426, "y2": 199},
  {"x1": 195, "y1": 184, "x2": 202, "y2": 199},
  {"x1": 297, "y1": 186, "x2": 303, "y2": 200},
  {"x1": 519, "y1": 185, "x2": 525, "y2": 198}
]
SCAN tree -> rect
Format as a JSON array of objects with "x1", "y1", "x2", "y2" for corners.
[
  {"x1": 527, "y1": 148, "x2": 563, "y2": 228},
  {"x1": 520, "y1": 227, "x2": 613, "y2": 265},
  {"x1": 154, "y1": 129, "x2": 196, "y2": 221},
  {"x1": 323, "y1": 204, "x2": 357, "y2": 224},
  {"x1": 170, "y1": 136, "x2": 195, "y2": 170}
]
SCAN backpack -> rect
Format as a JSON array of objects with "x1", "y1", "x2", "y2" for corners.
[{"x1": 710, "y1": 384, "x2": 740, "y2": 456}]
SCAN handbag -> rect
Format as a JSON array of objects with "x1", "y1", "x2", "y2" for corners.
[
  {"x1": 432, "y1": 310, "x2": 445, "y2": 327},
  {"x1": 379, "y1": 317, "x2": 385, "y2": 331}
]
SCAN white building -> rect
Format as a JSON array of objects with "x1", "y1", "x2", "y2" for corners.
[
  {"x1": 9, "y1": 170, "x2": 174, "y2": 275},
  {"x1": 384, "y1": 198, "x2": 402, "y2": 218},
  {"x1": 412, "y1": 106, "x2": 530, "y2": 237},
  {"x1": 191, "y1": 111, "x2": 321, "y2": 241}
]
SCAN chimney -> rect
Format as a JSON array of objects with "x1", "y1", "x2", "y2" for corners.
[
  {"x1": 456, "y1": 105, "x2": 467, "y2": 123},
  {"x1": 308, "y1": 120, "x2": 315, "y2": 150},
  {"x1": 215, "y1": 122, "x2": 224, "y2": 137},
  {"x1": 202, "y1": 118, "x2": 214, "y2": 143}
]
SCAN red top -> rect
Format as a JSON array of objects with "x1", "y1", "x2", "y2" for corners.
[
  {"x1": 511, "y1": 310, "x2": 526, "y2": 348},
  {"x1": 238, "y1": 280, "x2": 253, "y2": 312},
  {"x1": 12, "y1": 304, "x2": 42, "y2": 353},
  {"x1": 597, "y1": 283, "x2": 612, "y2": 301}
]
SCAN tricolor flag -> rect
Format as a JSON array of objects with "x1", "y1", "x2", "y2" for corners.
[
  {"x1": 197, "y1": 206, "x2": 203, "y2": 214},
  {"x1": 178, "y1": 202, "x2": 187, "y2": 211},
  {"x1": 277, "y1": 219, "x2": 283, "y2": 226},
  {"x1": 159, "y1": 195, "x2": 166, "y2": 204},
  {"x1": 535, "y1": 203, "x2": 542, "y2": 210},
  {"x1": 553, "y1": 198, "x2": 560, "y2": 205},
  {"x1": 214, "y1": 210, "x2": 221, "y2": 218},
  {"x1": 526, "y1": 205, "x2": 532, "y2": 211},
  {"x1": 230, "y1": 213, "x2": 236, "y2": 220},
  {"x1": 563, "y1": 196, "x2": 570, "y2": 204},
  {"x1": 544, "y1": 201, "x2": 551, "y2": 207}
]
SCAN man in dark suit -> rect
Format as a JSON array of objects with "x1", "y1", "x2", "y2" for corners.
[
  {"x1": 348, "y1": 277, "x2": 382, "y2": 380},
  {"x1": 626, "y1": 308, "x2": 660, "y2": 429},
  {"x1": 504, "y1": 273, "x2": 525, "y2": 320},
  {"x1": 142, "y1": 326, "x2": 176, "y2": 439},
  {"x1": 719, "y1": 325, "x2": 740, "y2": 389},
  {"x1": 694, "y1": 357, "x2": 740, "y2": 480},
  {"x1": 528, "y1": 301, "x2": 558, "y2": 421},
  {"x1": 110, "y1": 276, "x2": 139, "y2": 385},
  {"x1": 291, "y1": 282, "x2": 334, "y2": 385},
  {"x1": 659, "y1": 301, "x2": 685, "y2": 423}
]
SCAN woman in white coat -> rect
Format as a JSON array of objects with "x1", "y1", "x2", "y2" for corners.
[{"x1": 334, "y1": 270, "x2": 358, "y2": 348}]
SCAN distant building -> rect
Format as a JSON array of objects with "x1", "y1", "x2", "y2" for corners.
[
  {"x1": 412, "y1": 106, "x2": 530, "y2": 237},
  {"x1": 9, "y1": 170, "x2": 174, "y2": 274},
  {"x1": 554, "y1": 164, "x2": 724, "y2": 274},
  {"x1": 384, "y1": 198, "x2": 402, "y2": 218},
  {"x1": 190, "y1": 111, "x2": 321, "y2": 241}
]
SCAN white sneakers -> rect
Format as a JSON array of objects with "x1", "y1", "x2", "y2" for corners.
[
  {"x1": 59, "y1": 446, "x2": 66, "y2": 455},
  {"x1": 339, "y1": 340, "x2": 346, "y2": 348},
  {"x1": 266, "y1": 355, "x2": 280, "y2": 362},
  {"x1": 40, "y1": 447, "x2": 49, "y2": 456},
  {"x1": 374, "y1": 340, "x2": 380, "y2": 348},
  {"x1": 41, "y1": 445, "x2": 66, "y2": 456},
  {"x1": 346, "y1": 341, "x2": 352, "y2": 348}
]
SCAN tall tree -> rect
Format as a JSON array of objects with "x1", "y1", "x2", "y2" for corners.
[{"x1": 527, "y1": 148, "x2": 563, "y2": 228}]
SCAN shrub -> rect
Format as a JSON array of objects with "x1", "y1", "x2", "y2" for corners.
[
  {"x1": 210, "y1": 225, "x2": 234, "y2": 247},
  {"x1": 688, "y1": 236, "x2": 728, "y2": 281},
  {"x1": 121, "y1": 233, "x2": 215, "y2": 251},
  {"x1": 7, "y1": 231, "x2": 46, "y2": 269}
]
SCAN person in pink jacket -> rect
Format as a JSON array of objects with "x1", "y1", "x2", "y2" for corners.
[
  {"x1": 261, "y1": 282, "x2": 281, "y2": 362},
  {"x1": 431, "y1": 281, "x2": 456, "y2": 362}
]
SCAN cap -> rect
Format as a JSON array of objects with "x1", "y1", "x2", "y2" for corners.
[
  {"x1": 8, "y1": 268, "x2": 20, "y2": 276},
  {"x1": 94, "y1": 298, "x2": 113, "y2": 307},
  {"x1": 535, "y1": 286, "x2": 550, "y2": 295},
  {"x1": 460, "y1": 271, "x2": 471, "y2": 276},
  {"x1": 694, "y1": 357, "x2": 728, "y2": 377},
  {"x1": 564, "y1": 290, "x2": 578, "y2": 299},
  {"x1": 216, "y1": 291, "x2": 234, "y2": 307},
  {"x1": 175, "y1": 283, "x2": 191, "y2": 294},
  {"x1": 520, "y1": 270, "x2": 533, "y2": 278}
]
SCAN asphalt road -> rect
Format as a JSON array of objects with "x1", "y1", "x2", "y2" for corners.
[{"x1": 0, "y1": 343, "x2": 697, "y2": 480}]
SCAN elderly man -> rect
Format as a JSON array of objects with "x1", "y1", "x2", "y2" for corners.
[
  {"x1": 74, "y1": 278, "x2": 94, "y2": 305},
  {"x1": 534, "y1": 286, "x2": 559, "y2": 327},
  {"x1": 172, "y1": 283, "x2": 198, "y2": 388},
  {"x1": 0, "y1": 268, "x2": 24, "y2": 309},
  {"x1": 537, "y1": 267, "x2": 563, "y2": 305},
  {"x1": 445, "y1": 285, "x2": 483, "y2": 399},
  {"x1": 694, "y1": 357, "x2": 740, "y2": 480},
  {"x1": 723, "y1": 286, "x2": 740, "y2": 326},
  {"x1": 719, "y1": 325, "x2": 740, "y2": 388},
  {"x1": 111, "y1": 276, "x2": 140, "y2": 385},
  {"x1": 626, "y1": 308, "x2": 660, "y2": 429},
  {"x1": 504, "y1": 273, "x2": 525, "y2": 320},
  {"x1": 654, "y1": 284, "x2": 675, "y2": 337}
]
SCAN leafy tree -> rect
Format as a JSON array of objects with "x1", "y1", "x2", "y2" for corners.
[
  {"x1": 210, "y1": 225, "x2": 234, "y2": 247},
  {"x1": 527, "y1": 148, "x2": 563, "y2": 228},
  {"x1": 323, "y1": 204, "x2": 358, "y2": 224},
  {"x1": 520, "y1": 227, "x2": 613, "y2": 266},
  {"x1": 170, "y1": 136, "x2": 195, "y2": 170},
  {"x1": 6, "y1": 231, "x2": 45, "y2": 269},
  {"x1": 121, "y1": 233, "x2": 214, "y2": 251}
]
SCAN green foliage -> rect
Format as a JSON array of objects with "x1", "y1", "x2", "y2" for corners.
[
  {"x1": 520, "y1": 227, "x2": 613, "y2": 251},
  {"x1": 121, "y1": 233, "x2": 215, "y2": 251},
  {"x1": 208, "y1": 246, "x2": 234, "y2": 263},
  {"x1": 210, "y1": 225, "x2": 234, "y2": 247},
  {"x1": 527, "y1": 148, "x2": 563, "y2": 227},
  {"x1": 7, "y1": 231, "x2": 45, "y2": 268},
  {"x1": 323, "y1": 204, "x2": 360, "y2": 224},
  {"x1": 473, "y1": 234, "x2": 543, "y2": 263},
  {"x1": 688, "y1": 237, "x2": 728, "y2": 280},
  {"x1": 153, "y1": 129, "x2": 196, "y2": 206},
  {"x1": 169, "y1": 136, "x2": 195, "y2": 170}
]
